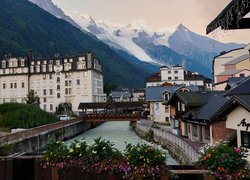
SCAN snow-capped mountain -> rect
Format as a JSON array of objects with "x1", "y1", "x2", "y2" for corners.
[
  {"x1": 30, "y1": 0, "x2": 244, "y2": 78},
  {"x1": 28, "y1": 0, "x2": 84, "y2": 32}
]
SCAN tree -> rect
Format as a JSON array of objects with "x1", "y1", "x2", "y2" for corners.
[
  {"x1": 25, "y1": 90, "x2": 40, "y2": 106},
  {"x1": 104, "y1": 83, "x2": 117, "y2": 96}
]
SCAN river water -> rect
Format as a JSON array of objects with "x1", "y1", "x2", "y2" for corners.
[{"x1": 67, "y1": 121, "x2": 178, "y2": 165}]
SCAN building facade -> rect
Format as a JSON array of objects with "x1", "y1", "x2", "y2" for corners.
[
  {"x1": 146, "y1": 65, "x2": 212, "y2": 90},
  {"x1": 0, "y1": 52, "x2": 106, "y2": 113}
]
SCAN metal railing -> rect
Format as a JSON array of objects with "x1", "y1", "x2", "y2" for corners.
[{"x1": 136, "y1": 123, "x2": 199, "y2": 163}]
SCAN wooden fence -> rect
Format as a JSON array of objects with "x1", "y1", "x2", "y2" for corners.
[{"x1": 0, "y1": 157, "x2": 215, "y2": 180}]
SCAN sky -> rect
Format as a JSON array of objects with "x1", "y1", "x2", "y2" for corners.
[{"x1": 52, "y1": 0, "x2": 250, "y2": 44}]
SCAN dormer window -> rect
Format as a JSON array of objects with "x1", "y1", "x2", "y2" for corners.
[
  {"x1": 69, "y1": 58, "x2": 73, "y2": 62},
  {"x1": 56, "y1": 60, "x2": 60, "y2": 66},
  {"x1": 49, "y1": 60, "x2": 53, "y2": 64},
  {"x1": 64, "y1": 59, "x2": 67, "y2": 63},
  {"x1": 31, "y1": 61, "x2": 34, "y2": 65},
  {"x1": 2, "y1": 61, "x2": 6, "y2": 68},
  {"x1": 37, "y1": 61, "x2": 40, "y2": 65},
  {"x1": 21, "y1": 59, "x2": 25, "y2": 66},
  {"x1": 43, "y1": 61, "x2": 47, "y2": 65}
]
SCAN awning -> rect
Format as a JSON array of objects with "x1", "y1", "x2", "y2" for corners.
[{"x1": 206, "y1": 0, "x2": 250, "y2": 34}]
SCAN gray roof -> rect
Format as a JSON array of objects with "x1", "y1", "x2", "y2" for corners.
[
  {"x1": 111, "y1": 89, "x2": 132, "y2": 98},
  {"x1": 184, "y1": 93, "x2": 229, "y2": 123},
  {"x1": 225, "y1": 77, "x2": 250, "y2": 96},
  {"x1": 218, "y1": 69, "x2": 244, "y2": 75},
  {"x1": 228, "y1": 77, "x2": 247, "y2": 88},
  {"x1": 145, "y1": 85, "x2": 184, "y2": 102},
  {"x1": 233, "y1": 95, "x2": 250, "y2": 110},
  {"x1": 224, "y1": 54, "x2": 250, "y2": 65}
]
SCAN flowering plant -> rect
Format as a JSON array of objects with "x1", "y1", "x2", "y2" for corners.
[
  {"x1": 197, "y1": 141, "x2": 249, "y2": 179},
  {"x1": 124, "y1": 142, "x2": 167, "y2": 179}
]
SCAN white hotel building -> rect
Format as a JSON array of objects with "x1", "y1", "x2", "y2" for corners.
[{"x1": 0, "y1": 52, "x2": 106, "y2": 113}]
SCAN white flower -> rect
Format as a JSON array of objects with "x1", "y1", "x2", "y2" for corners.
[
  {"x1": 92, "y1": 150, "x2": 97, "y2": 154},
  {"x1": 75, "y1": 143, "x2": 80, "y2": 148},
  {"x1": 103, "y1": 147, "x2": 106, "y2": 150}
]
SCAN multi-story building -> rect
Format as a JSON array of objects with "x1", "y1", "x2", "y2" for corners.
[
  {"x1": 213, "y1": 43, "x2": 250, "y2": 90},
  {"x1": 0, "y1": 52, "x2": 106, "y2": 113},
  {"x1": 146, "y1": 65, "x2": 212, "y2": 90}
]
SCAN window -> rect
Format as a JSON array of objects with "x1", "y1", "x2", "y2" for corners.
[
  {"x1": 57, "y1": 93, "x2": 60, "y2": 98},
  {"x1": 240, "y1": 73, "x2": 245, "y2": 77},
  {"x1": 174, "y1": 70, "x2": 178, "y2": 74},
  {"x1": 50, "y1": 89, "x2": 53, "y2": 95},
  {"x1": 181, "y1": 103, "x2": 185, "y2": 112},
  {"x1": 43, "y1": 89, "x2": 46, "y2": 95},
  {"x1": 57, "y1": 77, "x2": 60, "y2": 83},
  {"x1": 204, "y1": 126, "x2": 210, "y2": 140},
  {"x1": 65, "y1": 88, "x2": 68, "y2": 94},
  {"x1": 77, "y1": 79, "x2": 80, "y2": 85},
  {"x1": 44, "y1": 98, "x2": 46, "y2": 102},
  {"x1": 10, "y1": 83, "x2": 13, "y2": 88},
  {"x1": 65, "y1": 81, "x2": 68, "y2": 86},
  {"x1": 14, "y1": 83, "x2": 17, "y2": 88},
  {"x1": 175, "y1": 77, "x2": 178, "y2": 80},
  {"x1": 50, "y1": 104, "x2": 53, "y2": 111},
  {"x1": 43, "y1": 74, "x2": 46, "y2": 79},
  {"x1": 21, "y1": 60, "x2": 25, "y2": 66},
  {"x1": 22, "y1": 82, "x2": 25, "y2": 88},
  {"x1": 164, "y1": 94, "x2": 169, "y2": 101},
  {"x1": 168, "y1": 71, "x2": 171, "y2": 74},
  {"x1": 192, "y1": 124, "x2": 198, "y2": 137},
  {"x1": 165, "y1": 106, "x2": 169, "y2": 113},
  {"x1": 57, "y1": 85, "x2": 60, "y2": 90},
  {"x1": 2, "y1": 61, "x2": 6, "y2": 68},
  {"x1": 69, "y1": 80, "x2": 72, "y2": 86},
  {"x1": 168, "y1": 77, "x2": 172, "y2": 80},
  {"x1": 3, "y1": 83, "x2": 5, "y2": 89},
  {"x1": 241, "y1": 131, "x2": 250, "y2": 148},
  {"x1": 165, "y1": 117, "x2": 170, "y2": 123},
  {"x1": 49, "y1": 74, "x2": 53, "y2": 79}
]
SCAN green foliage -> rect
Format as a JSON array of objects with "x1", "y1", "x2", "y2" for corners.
[
  {"x1": 197, "y1": 141, "x2": 249, "y2": 179},
  {"x1": 0, "y1": 0, "x2": 151, "y2": 89},
  {"x1": 68, "y1": 139, "x2": 88, "y2": 160},
  {"x1": 0, "y1": 103, "x2": 58, "y2": 129},
  {"x1": 124, "y1": 142, "x2": 166, "y2": 169},
  {"x1": 104, "y1": 83, "x2": 117, "y2": 96},
  {"x1": 25, "y1": 90, "x2": 40, "y2": 106},
  {"x1": 0, "y1": 143, "x2": 13, "y2": 156},
  {"x1": 43, "y1": 139, "x2": 68, "y2": 165},
  {"x1": 87, "y1": 137, "x2": 122, "y2": 163}
]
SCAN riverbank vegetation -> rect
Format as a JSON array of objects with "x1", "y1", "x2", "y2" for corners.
[{"x1": 0, "y1": 103, "x2": 58, "y2": 130}]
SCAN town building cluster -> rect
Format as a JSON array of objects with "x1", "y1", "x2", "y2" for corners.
[
  {"x1": 0, "y1": 52, "x2": 106, "y2": 113},
  {"x1": 143, "y1": 43, "x2": 250, "y2": 163}
]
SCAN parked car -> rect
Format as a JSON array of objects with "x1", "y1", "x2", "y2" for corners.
[{"x1": 58, "y1": 115, "x2": 71, "y2": 121}]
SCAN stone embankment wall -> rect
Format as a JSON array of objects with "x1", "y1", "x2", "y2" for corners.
[
  {"x1": 0, "y1": 118, "x2": 91, "y2": 154},
  {"x1": 135, "y1": 122, "x2": 199, "y2": 165}
]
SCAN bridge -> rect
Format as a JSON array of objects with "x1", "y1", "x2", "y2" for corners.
[{"x1": 78, "y1": 101, "x2": 144, "y2": 122}]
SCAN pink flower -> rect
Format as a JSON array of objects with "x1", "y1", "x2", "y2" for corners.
[{"x1": 234, "y1": 148, "x2": 241, "y2": 153}]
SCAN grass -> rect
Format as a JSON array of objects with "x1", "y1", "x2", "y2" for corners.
[{"x1": 0, "y1": 103, "x2": 58, "y2": 130}]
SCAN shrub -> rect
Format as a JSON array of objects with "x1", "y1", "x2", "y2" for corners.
[
  {"x1": 124, "y1": 142, "x2": 167, "y2": 178},
  {"x1": 197, "y1": 141, "x2": 249, "y2": 179}
]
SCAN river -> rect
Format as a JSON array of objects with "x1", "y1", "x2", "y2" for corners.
[{"x1": 67, "y1": 121, "x2": 178, "y2": 165}]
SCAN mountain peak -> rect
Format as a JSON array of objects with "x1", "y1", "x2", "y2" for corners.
[{"x1": 176, "y1": 23, "x2": 190, "y2": 32}]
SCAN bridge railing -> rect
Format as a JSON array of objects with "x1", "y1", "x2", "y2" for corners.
[{"x1": 83, "y1": 114, "x2": 140, "y2": 120}]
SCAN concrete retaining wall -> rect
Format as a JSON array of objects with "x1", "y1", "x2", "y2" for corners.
[{"x1": 0, "y1": 118, "x2": 91, "y2": 154}]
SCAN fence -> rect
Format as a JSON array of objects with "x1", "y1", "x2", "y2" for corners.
[{"x1": 0, "y1": 157, "x2": 214, "y2": 180}]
